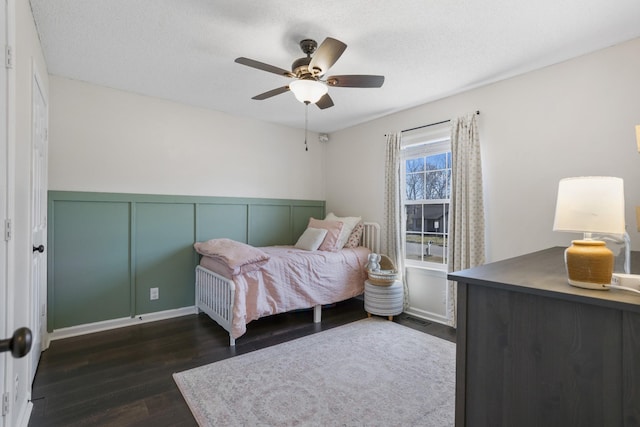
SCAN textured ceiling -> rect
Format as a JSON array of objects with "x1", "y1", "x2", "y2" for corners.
[{"x1": 29, "y1": 0, "x2": 640, "y2": 133}]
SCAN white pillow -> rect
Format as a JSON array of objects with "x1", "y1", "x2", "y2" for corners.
[
  {"x1": 325, "y1": 213, "x2": 362, "y2": 249},
  {"x1": 294, "y1": 227, "x2": 328, "y2": 251}
]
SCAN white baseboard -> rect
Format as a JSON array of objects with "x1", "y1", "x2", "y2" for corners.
[
  {"x1": 48, "y1": 306, "x2": 198, "y2": 341},
  {"x1": 404, "y1": 306, "x2": 449, "y2": 325}
]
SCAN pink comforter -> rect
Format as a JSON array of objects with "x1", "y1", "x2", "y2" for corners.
[{"x1": 201, "y1": 246, "x2": 370, "y2": 339}]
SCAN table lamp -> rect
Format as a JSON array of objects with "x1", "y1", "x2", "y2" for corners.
[{"x1": 553, "y1": 176, "x2": 625, "y2": 290}]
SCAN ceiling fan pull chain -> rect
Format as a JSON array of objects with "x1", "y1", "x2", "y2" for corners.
[{"x1": 304, "y1": 103, "x2": 309, "y2": 151}]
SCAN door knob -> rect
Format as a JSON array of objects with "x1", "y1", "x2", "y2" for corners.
[
  {"x1": 0, "y1": 327, "x2": 32, "y2": 358},
  {"x1": 33, "y1": 244, "x2": 45, "y2": 253}
]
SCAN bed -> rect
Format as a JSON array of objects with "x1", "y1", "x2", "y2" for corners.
[{"x1": 194, "y1": 221, "x2": 380, "y2": 346}]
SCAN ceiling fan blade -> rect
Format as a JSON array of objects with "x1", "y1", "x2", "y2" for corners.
[
  {"x1": 308, "y1": 37, "x2": 347, "y2": 76},
  {"x1": 326, "y1": 75, "x2": 385, "y2": 88},
  {"x1": 252, "y1": 86, "x2": 290, "y2": 100},
  {"x1": 315, "y1": 93, "x2": 334, "y2": 110},
  {"x1": 235, "y1": 57, "x2": 294, "y2": 77}
]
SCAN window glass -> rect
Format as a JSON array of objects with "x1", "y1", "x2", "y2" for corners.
[{"x1": 402, "y1": 140, "x2": 451, "y2": 268}]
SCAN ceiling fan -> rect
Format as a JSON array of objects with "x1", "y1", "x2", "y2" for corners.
[{"x1": 235, "y1": 37, "x2": 385, "y2": 109}]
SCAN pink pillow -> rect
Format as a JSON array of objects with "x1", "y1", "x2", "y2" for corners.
[
  {"x1": 193, "y1": 238, "x2": 270, "y2": 271},
  {"x1": 308, "y1": 218, "x2": 344, "y2": 252}
]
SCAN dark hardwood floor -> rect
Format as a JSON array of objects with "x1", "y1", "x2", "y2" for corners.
[{"x1": 28, "y1": 298, "x2": 456, "y2": 427}]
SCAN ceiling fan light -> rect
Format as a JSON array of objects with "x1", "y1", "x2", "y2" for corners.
[{"x1": 289, "y1": 79, "x2": 328, "y2": 104}]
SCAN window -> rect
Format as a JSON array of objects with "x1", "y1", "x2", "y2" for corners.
[{"x1": 402, "y1": 136, "x2": 451, "y2": 269}]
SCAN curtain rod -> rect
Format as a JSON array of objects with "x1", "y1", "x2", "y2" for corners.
[{"x1": 401, "y1": 110, "x2": 480, "y2": 134}]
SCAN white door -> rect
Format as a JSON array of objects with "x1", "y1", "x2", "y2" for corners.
[
  {"x1": 29, "y1": 70, "x2": 48, "y2": 383},
  {"x1": 1, "y1": 1, "x2": 9, "y2": 425}
]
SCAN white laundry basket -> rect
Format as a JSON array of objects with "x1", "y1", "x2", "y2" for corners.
[{"x1": 364, "y1": 279, "x2": 403, "y2": 320}]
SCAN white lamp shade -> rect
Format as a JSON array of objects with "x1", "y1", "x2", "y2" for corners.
[
  {"x1": 553, "y1": 176, "x2": 625, "y2": 235},
  {"x1": 289, "y1": 79, "x2": 328, "y2": 104}
]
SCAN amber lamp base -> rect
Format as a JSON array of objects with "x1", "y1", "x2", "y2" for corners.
[{"x1": 564, "y1": 240, "x2": 614, "y2": 290}]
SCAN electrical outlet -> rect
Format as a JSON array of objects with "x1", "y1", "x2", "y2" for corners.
[{"x1": 150, "y1": 287, "x2": 159, "y2": 300}]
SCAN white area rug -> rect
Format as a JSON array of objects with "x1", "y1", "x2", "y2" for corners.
[{"x1": 173, "y1": 318, "x2": 455, "y2": 426}]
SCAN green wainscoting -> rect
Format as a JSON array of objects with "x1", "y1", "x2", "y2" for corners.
[
  {"x1": 196, "y1": 203, "x2": 247, "y2": 242},
  {"x1": 50, "y1": 200, "x2": 131, "y2": 329},
  {"x1": 47, "y1": 191, "x2": 325, "y2": 331},
  {"x1": 134, "y1": 203, "x2": 196, "y2": 315},
  {"x1": 249, "y1": 204, "x2": 292, "y2": 246}
]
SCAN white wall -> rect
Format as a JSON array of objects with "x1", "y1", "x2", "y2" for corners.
[
  {"x1": 49, "y1": 76, "x2": 324, "y2": 200},
  {"x1": 49, "y1": 38, "x2": 640, "y2": 263},
  {"x1": 326, "y1": 37, "x2": 640, "y2": 263}
]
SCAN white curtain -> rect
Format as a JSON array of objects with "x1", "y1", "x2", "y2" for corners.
[
  {"x1": 447, "y1": 113, "x2": 485, "y2": 327},
  {"x1": 384, "y1": 132, "x2": 409, "y2": 308}
]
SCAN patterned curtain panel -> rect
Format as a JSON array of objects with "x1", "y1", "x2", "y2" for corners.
[
  {"x1": 447, "y1": 113, "x2": 485, "y2": 327},
  {"x1": 384, "y1": 132, "x2": 409, "y2": 308}
]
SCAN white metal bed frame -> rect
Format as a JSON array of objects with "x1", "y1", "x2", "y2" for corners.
[{"x1": 195, "y1": 222, "x2": 380, "y2": 346}]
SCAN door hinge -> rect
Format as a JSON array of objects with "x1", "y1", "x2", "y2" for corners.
[
  {"x1": 4, "y1": 219, "x2": 11, "y2": 241},
  {"x1": 2, "y1": 392, "x2": 9, "y2": 416},
  {"x1": 5, "y1": 45, "x2": 13, "y2": 69}
]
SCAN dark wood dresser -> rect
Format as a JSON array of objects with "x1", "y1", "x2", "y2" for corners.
[{"x1": 448, "y1": 247, "x2": 640, "y2": 427}]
